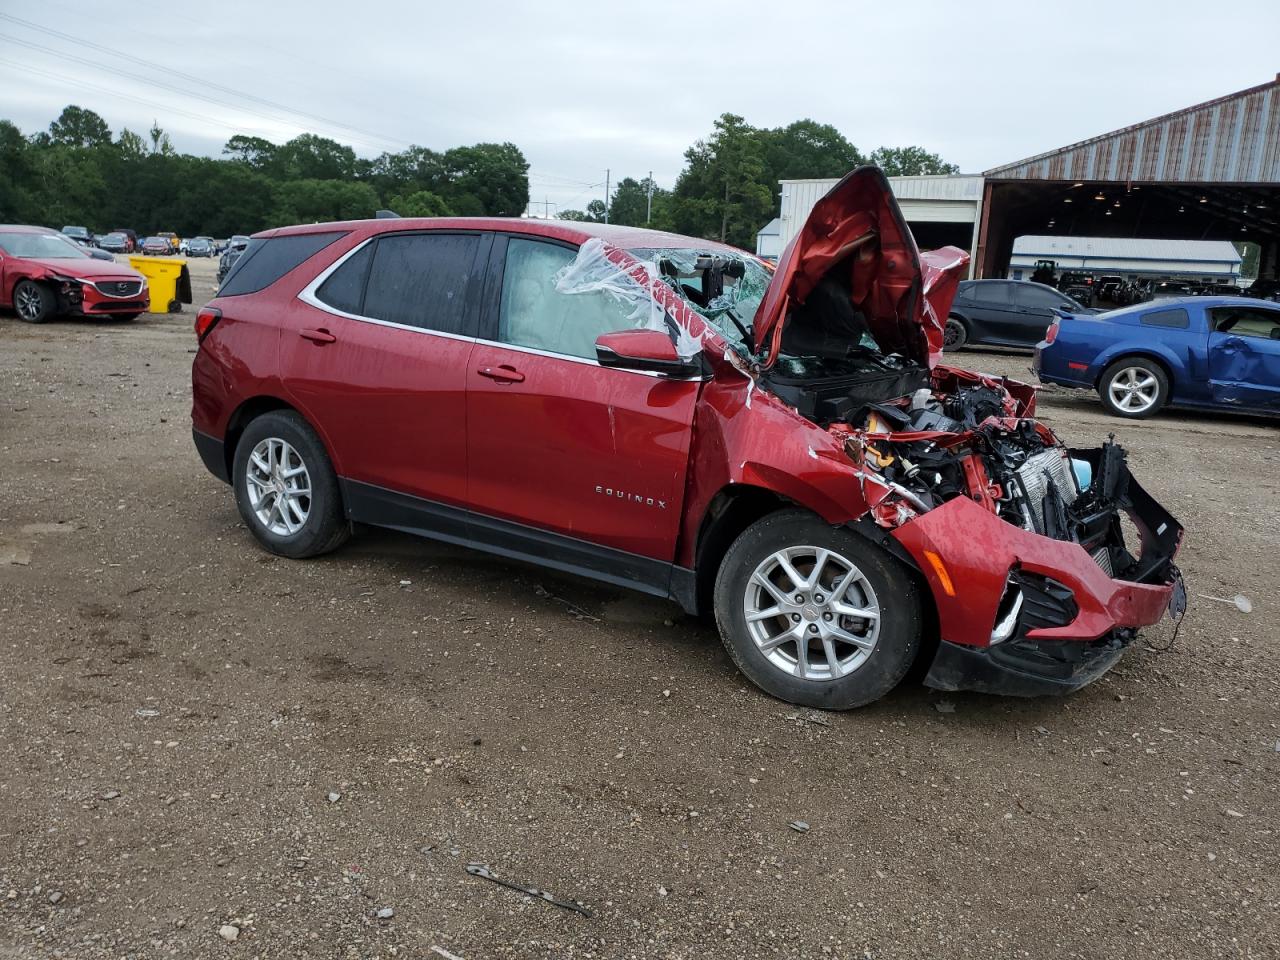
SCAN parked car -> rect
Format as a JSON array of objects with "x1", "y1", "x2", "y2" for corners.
[
  {"x1": 156, "y1": 231, "x2": 180, "y2": 252},
  {"x1": 217, "y1": 235, "x2": 251, "y2": 283},
  {"x1": 112, "y1": 228, "x2": 139, "y2": 252},
  {"x1": 1244, "y1": 278, "x2": 1280, "y2": 302},
  {"x1": 0, "y1": 225, "x2": 149, "y2": 322},
  {"x1": 186, "y1": 237, "x2": 214, "y2": 258},
  {"x1": 944, "y1": 279, "x2": 1095, "y2": 350},
  {"x1": 60, "y1": 225, "x2": 95, "y2": 247},
  {"x1": 141, "y1": 236, "x2": 172, "y2": 256},
  {"x1": 98, "y1": 232, "x2": 131, "y2": 254},
  {"x1": 1036, "y1": 296, "x2": 1280, "y2": 418},
  {"x1": 1149, "y1": 280, "x2": 1194, "y2": 301},
  {"x1": 190, "y1": 167, "x2": 1184, "y2": 709},
  {"x1": 1058, "y1": 271, "x2": 1095, "y2": 306},
  {"x1": 1096, "y1": 275, "x2": 1123, "y2": 302}
]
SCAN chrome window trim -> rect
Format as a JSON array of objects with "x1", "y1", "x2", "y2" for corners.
[{"x1": 296, "y1": 236, "x2": 699, "y2": 380}]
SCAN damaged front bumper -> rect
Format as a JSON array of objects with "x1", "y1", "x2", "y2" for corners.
[{"x1": 891, "y1": 453, "x2": 1185, "y2": 697}]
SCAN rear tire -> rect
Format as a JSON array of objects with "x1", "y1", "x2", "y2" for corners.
[
  {"x1": 1098, "y1": 357, "x2": 1168, "y2": 419},
  {"x1": 943, "y1": 316, "x2": 968, "y2": 350},
  {"x1": 713, "y1": 510, "x2": 923, "y2": 709},
  {"x1": 14, "y1": 280, "x2": 55, "y2": 323},
  {"x1": 232, "y1": 411, "x2": 350, "y2": 559}
]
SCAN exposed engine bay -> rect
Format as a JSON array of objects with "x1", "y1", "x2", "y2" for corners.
[{"x1": 829, "y1": 374, "x2": 1182, "y2": 591}]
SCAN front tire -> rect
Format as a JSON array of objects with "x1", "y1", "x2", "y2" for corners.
[
  {"x1": 943, "y1": 316, "x2": 968, "y2": 350},
  {"x1": 14, "y1": 280, "x2": 55, "y2": 323},
  {"x1": 232, "y1": 411, "x2": 350, "y2": 559},
  {"x1": 1098, "y1": 358, "x2": 1168, "y2": 418},
  {"x1": 713, "y1": 510, "x2": 923, "y2": 709}
]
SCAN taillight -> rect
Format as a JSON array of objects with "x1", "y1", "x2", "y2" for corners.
[
  {"x1": 1044, "y1": 319, "x2": 1060, "y2": 345},
  {"x1": 195, "y1": 306, "x2": 222, "y2": 343}
]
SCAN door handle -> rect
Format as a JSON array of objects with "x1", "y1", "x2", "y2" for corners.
[
  {"x1": 477, "y1": 364, "x2": 525, "y2": 383},
  {"x1": 299, "y1": 328, "x2": 337, "y2": 344}
]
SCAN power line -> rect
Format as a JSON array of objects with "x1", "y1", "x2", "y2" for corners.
[
  {"x1": 0, "y1": 57, "x2": 274, "y2": 136},
  {"x1": 0, "y1": 34, "x2": 399, "y2": 153},
  {"x1": 0, "y1": 11, "x2": 413, "y2": 152}
]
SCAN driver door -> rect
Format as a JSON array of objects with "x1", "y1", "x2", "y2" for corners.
[
  {"x1": 1207, "y1": 304, "x2": 1280, "y2": 410},
  {"x1": 465, "y1": 234, "x2": 700, "y2": 565}
]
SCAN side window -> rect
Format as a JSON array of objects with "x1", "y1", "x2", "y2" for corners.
[
  {"x1": 1211, "y1": 307, "x2": 1280, "y2": 340},
  {"x1": 315, "y1": 243, "x2": 373, "y2": 315},
  {"x1": 973, "y1": 282, "x2": 1010, "y2": 305},
  {"x1": 362, "y1": 233, "x2": 479, "y2": 334},
  {"x1": 1140, "y1": 308, "x2": 1190, "y2": 329},
  {"x1": 1016, "y1": 284, "x2": 1068, "y2": 309},
  {"x1": 219, "y1": 231, "x2": 346, "y2": 296},
  {"x1": 498, "y1": 238, "x2": 643, "y2": 359}
]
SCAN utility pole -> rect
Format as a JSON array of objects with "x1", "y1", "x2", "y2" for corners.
[
  {"x1": 646, "y1": 170, "x2": 653, "y2": 224},
  {"x1": 604, "y1": 168, "x2": 610, "y2": 224}
]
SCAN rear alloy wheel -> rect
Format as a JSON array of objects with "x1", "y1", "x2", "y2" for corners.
[
  {"x1": 13, "y1": 280, "x2": 54, "y2": 323},
  {"x1": 232, "y1": 411, "x2": 350, "y2": 559},
  {"x1": 713, "y1": 510, "x2": 923, "y2": 709},
  {"x1": 943, "y1": 316, "x2": 968, "y2": 350},
  {"x1": 1099, "y1": 358, "x2": 1168, "y2": 418}
]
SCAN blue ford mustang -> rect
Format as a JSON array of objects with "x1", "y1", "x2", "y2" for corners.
[{"x1": 1035, "y1": 296, "x2": 1280, "y2": 418}]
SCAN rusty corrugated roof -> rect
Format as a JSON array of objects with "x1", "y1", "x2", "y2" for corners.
[{"x1": 985, "y1": 77, "x2": 1280, "y2": 183}]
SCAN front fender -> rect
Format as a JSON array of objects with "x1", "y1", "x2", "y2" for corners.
[{"x1": 676, "y1": 373, "x2": 870, "y2": 568}]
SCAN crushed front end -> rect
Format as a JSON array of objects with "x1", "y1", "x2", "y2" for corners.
[{"x1": 834, "y1": 371, "x2": 1185, "y2": 696}]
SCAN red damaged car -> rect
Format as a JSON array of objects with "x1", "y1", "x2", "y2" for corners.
[
  {"x1": 1, "y1": 225, "x2": 149, "y2": 322},
  {"x1": 191, "y1": 168, "x2": 1185, "y2": 708}
]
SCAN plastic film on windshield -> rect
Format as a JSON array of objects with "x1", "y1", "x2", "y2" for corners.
[{"x1": 553, "y1": 238, "x2": 705, "y2": 358}]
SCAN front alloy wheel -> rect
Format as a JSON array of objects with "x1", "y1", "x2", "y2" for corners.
[
  {"x1": 14, "y1": 280, "x2": 54, "y2": 323},
  {"x1": 744, "y1": 546, "x2": 880, "y2": 681},
  {"x1": 714, "y1": 510, "x2": 923, "y2": 709}
]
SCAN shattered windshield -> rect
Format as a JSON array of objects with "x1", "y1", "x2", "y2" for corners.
[{"x1": 630, "y1": 247, "x2": 772, "y2": 355}]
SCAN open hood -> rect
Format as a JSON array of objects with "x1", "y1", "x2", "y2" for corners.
[{"x1": 752, "y1": 166, "x2": 968, "y2": 370}]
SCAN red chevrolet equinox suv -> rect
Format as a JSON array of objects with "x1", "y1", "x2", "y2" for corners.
[{"x1": 192, "y1": 168, "x2": 1185, "y2": 709}]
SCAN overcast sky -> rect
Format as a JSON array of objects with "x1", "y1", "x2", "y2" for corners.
[{"x1": 2, "y1": 0, "x2": 1278, "y2": 213}]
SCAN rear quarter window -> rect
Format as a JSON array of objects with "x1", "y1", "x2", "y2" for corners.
[
  {"x1": 219, "y1": 231, "x2": 347, "y2": 297},
  {"x1": 1140, "y1": 308, "x2": 1190, "y2": 329}
]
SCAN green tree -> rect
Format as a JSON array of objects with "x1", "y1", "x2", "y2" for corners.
[
  {"x1": 272, "y1": 179, "x2": 380, "y2": 224},
  {"x1": 0, "y1": 120, "x2": 38, "y2": 221},
  {"x1": 48, "y1": 105, "x2": 111, "y2": 148},
  {"x1": 148, "y1": 121, "x2": 174, "y2": 156},
  {"x1": 867, "y1": 145, "x2": 959, "y2": 176},
  {"x1": 557, "y1": 199, "x2": 607, "y2": 223},
  {"x1": 387, "y1": 189, "x2": 452, "y2": 218},
  {"x1": 669, "y1": 113, "x2": 773, "y2": 247},
  {"x1": 441, "y1": 142, "x2": 529, "y2": 216},
  {"x1": 760, "y1": 120, "x2": 864, "y2": 197},
  {"x1": 223, "y1": 134, "x2": 276, "y2": 168},
  {"x1": 607, "y1": 176, "x2": 670, "y2": 227},
  {"x1": 116, "y1": 128, "x2": 148, "y2": 161},
  {"x1": 274, "y1": 134, "x2": 357, "y2": 180}
]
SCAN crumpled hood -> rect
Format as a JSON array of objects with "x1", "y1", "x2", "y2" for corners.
[
  {"x1": 753, "y1": 166, "x2": 969, "y2": 369},
  {"x1": 20, "y1": 256, "x2": 144, "y2": 282}
]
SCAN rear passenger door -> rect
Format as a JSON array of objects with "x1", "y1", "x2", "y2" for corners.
[
  {"x1": 465, "y1": 234, "x2": 699, "y2": 570},
  {"x1": 1009, "y1": 284, "x2": 1074, "y2": 346},
  {"x1": 286, "y1": 230, "x2": 489, "y2": 507},
  {"x1": 964, "y1": 281, "x2": 1019, "y2": 343}
]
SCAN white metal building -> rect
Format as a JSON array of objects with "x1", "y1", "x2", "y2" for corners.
[
  {"x1": 755, "y1": 217, "x2": 782, "y2": 259},
  {"x1": 1008, "y1": 236, "x2": 1242, "y2": 281},
  {"x1": 770, "y1": 174, "x2": 986, "y2": 276}
]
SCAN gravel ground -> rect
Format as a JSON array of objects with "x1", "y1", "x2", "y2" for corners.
[{"x1": 1, "y1": 256, "x2": 1278, "y2": 959}]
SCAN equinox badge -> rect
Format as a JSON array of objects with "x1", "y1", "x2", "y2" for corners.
[{"x1": 595, "y1": 485, "x2": 666, "y2": 509}]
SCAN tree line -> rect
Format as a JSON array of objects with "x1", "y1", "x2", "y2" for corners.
[{"x1": 0, "y1": 105, "x2": 958, "y2": 249}]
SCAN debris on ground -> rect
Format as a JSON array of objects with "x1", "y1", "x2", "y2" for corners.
[
  {"x1": 218, "y1": 924, "x2": 239, "y2": 942},
  {"x1": 466, "y1": 863, "x2": 592, "y2": 917},
  {"x1": 376, "y1": 906, "x2": 394, "y2": 919},
  {"x1": 430, "y1": 947, "x2": 465, "y2": 960},
  {"x1": 788, "y1": 820, "x2": 811, "y2": 833},
  {"x1": 934, "y1": 699, "x2": 957, "y2": 714}
]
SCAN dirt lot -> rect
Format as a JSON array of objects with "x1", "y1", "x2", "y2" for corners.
[{"x1": 2, "y1": 256, "x2": 1278, "y2": 959}]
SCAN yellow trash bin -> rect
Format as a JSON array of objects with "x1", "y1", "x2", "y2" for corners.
[{"x1": 128, "y1": 256, "x2": 193, "y2": 314}]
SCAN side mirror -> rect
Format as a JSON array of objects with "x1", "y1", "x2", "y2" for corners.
[{"x1": 595, "y1": 329, "x2": 703, "y2": 378}]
